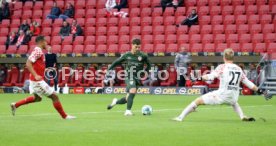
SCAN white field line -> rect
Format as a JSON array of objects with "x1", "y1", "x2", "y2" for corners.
[{"x1": 0, "y1": 105, "x2": 273, "y2": 118}]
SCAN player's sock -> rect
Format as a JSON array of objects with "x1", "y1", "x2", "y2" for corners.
[
  {"x1": 52, "y1": 101, "x2": 67, "y2": 119},
  {"x1": 116, "y1": 97, "x2": 127, "y2": 104},
  {"x1": 127, "y1": 93, "x2": 136, "y2": 110},
  {"x1": 178, "y1": 102, "x2": 197, "y2": 120},
  {"x1": 15, "y1": 96, "x2": 36, "y2": 108},
  {"x1": 232, "y1": 103, "x2": 244, "y2": 119}
]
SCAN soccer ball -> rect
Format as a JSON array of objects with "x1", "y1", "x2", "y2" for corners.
[{"x1": 141, "y1": 105, "x2": 153, "y2": 115}]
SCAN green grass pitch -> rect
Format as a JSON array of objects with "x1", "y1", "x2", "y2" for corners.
[{"x1": 0, "y1": 94, "x2": 275, "y2": 146}]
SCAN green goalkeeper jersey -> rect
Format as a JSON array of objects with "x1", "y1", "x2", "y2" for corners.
[{"x1": 108, "y1": 51, "x2": 151, "y2": 80}]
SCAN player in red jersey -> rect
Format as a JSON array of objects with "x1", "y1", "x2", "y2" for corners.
[{"x1": 10, "y1": 36, "x2": 75, "y2": 120}]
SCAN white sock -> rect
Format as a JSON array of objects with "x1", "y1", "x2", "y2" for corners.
[
  {"x1": 178, "y1": 102, "x2": 197, "y2": 120},
  {"x1": 232, "y1": 102, "x2": 245, "y2": 119}
]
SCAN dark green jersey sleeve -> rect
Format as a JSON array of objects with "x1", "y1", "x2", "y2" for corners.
[
  {"x1": 108, "y1": 54, "x2": 126, "y2": 70},
  {"x1": 144, "y1": 54, "x2": 151, "y2": 72}
]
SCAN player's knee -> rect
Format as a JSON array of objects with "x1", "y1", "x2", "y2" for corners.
[
  {"x1": 194, "y1": 98, "x2": 204, "y2": 105},
  {"x1": 35, "y1": 97, "x2": 42, "y2": 102}
]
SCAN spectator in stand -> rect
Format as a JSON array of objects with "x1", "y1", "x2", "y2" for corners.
[
  {"x1": 143, "y1": 65, "x2": 159, "y2": 86},
  {"x1": 46, "y1": 1, "x2": 61, "y2": 20},
  {"x1": 59, "y1": 21, "x2": 71, "y2": 39},
  {"x1": 59, "y1": 3, "x2": 74, "y2": 20},
  {"x1": 45, "y1": 46, "x2": 58, "y2": 91},
  {"x1": 5, "y1": 31, "x2": 17, "y2": 49},
  {"x1": 15, "y1": 30, "x2": 29, "y2": 48},
  {"x1": 18, "y1": 20, "x2": 30, "y2": 33},
  {"x1": 30, "y1": 21, "x2": 41, "y2": 36},
  {"x1": 161, "y1": 0, "x2": 184, "y2": 12},
  {"x1": 174, "y1": 46, "x2": 191, "y2": 87},
  {"x1": 24, "y1": 30, "x2": 32, "y2": 44},
  {"x1": 105, "y1": 0, "x2": 128, "y2": 17},
  {"x1": 247, "y1": 63, "x2": 258, "y2": 84},
  {"x1": 0, "y1": 0, "x2": 10, "y2": 22},
  {"x1": 113, "y1": 0, "x2": 128, "y2": 11},
  {"x1": 102, "y1": 67, "x2": 116, "y2": 88},
  {"x1": 176, "y1": 9, "x2": 198, "y2": 27},
  {"x1": 71, "y1": 19, "x2": 83, "y2": 39},
  {"x1": 0, "y1": 64, "x2": 7, "y2": 86}
]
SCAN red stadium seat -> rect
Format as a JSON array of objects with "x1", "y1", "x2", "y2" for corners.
[
  {"x1": 10, "y1": 19, "x2": 21, "y2": 28},
  {"x1": 176, "y1": 25, "x2": 188, "y2": 35},
  {"x1": 0, "y1": 28, "x2": 9, "y2": 36},
  {"x1": 252, "y1": 34, "x2": 264, "y2": 43},
  {"x1": 51, "y1": 36, "x2": 62, "y2": 45},
  {"x1": 142, "y1": 26, "x2": 152, "y2": 35},
  {"x1": 246, "y1": 5, "x2": 258, "y2": 15},
  {"x1": 153, "y1": 26, "x2": 164, "y2": 35},
  {"x1": 254, "y1": 43, "x2": 266, "y2": 53},
  {"x1": 260, "y1": 14, "x2": 272, "y2": 24},
  {"x1": 96, "y1": 18, "x2": 107, "y2": 27},
  {"x1": 164, "y1": 16, "x2": 175, "y2": 26},
  {"x1": 241, "y1": 43, "x2": 253, "y2": 52},
  {"x1": 129, "y1": 0, "x2": 140, "y2": 8},
  {"x1": 0, "y1": 19, "x2": 10, "y2": 27},
  {"x1": 73, "y1": 36, "x2": 84, "y2": 45},
  {"x1": 140, "y1": 0, "x2": 151, "y2": 8},
  {"x1": 140, "y1": 8, "x2": 152, "y2": 17},
  {"x1": 119, "y1": 44, "x2": 130, "y2": 53},
  {"x1": 107, "y1": 44, "x2": 119, "y2": 53},
  {"x1": 76, "y1": 0, "x2": 86, "y2": 9},
  {"x1": 166, "y1": 44, "x2": 178, "y2": 53},
  {"x1": 233, "y1": 0, "x2": 244, "y2": 6},
  {"x1": 119, "y1": 35, "x2": 130, "y2": 44},
  {"x1": 229, "y1": 43, "x2": 241, "y2": 52},
  {"x1": 85, "y1": 18, "x2": 96, "y2": 27},
  {"x1": 96, "y1": 0, "x2": 106, "y2": 9},
  {"x1": 190, "y1": 34, "x2": 201, "y2": 43},
  {"x1": 165, "y1": 35, "x2": 177, "y2": 44},
  {"x1": 129, "y1": 17, "x2": 140, "y2": 26},
  {"x1": 210, "y1": 6, "x2": 221, "y2": 16},
  {"x1": 130, "y1": 26, "x2": 141, "y2": 35},
  {"x1": 32, "y1": 10, "x2": 43, "y2": 19},
  {"x1": 0, "y1": 37, "x2": 7, "y2": 45},
  {"x1": 118, "y1": 26, "x2": 129, "y2": 35},
  {"x1": 14, "y1": 1, "x2": 23, "y2": 10},
  {"x1": 175, "y1": 7, "x2": 186, "y2": 16},
  {"x1": 153, "y1": 16, "x2": 164, "y2": 26},
  {"x1": 154, "y1": 44, "x2": 166, "y2": 53},
  {"x1": 96, "y1": 27, "x2": 107, "y2": 36},
  {"x1": 142, "y1": 44, "x2": 154, "y2": 53},
  {"x1": 152, "y1": 8, "x2": 163, "y2": 17},
  {"x1": 177, "y1": 34, "x2": 189, "y2": 44},
  {"x1": 226, "y1": 34, "x2": 238, "y2": 44},
  {"x1": 211, "y1": 15, "x2": 223, "y2": 25},
  {"x1": 198, "y1": 0, "x2": 208, "y2": 6},
  {"x1": 96, "y1": 36, "x2": 107, "y2": 45},
  {"x1": 200, "y1": 16, "x2": 211, "y2": 25},
  {"x1": 53, "y1": 19, "x2": 63, "y2": 27},
  {"x1": 153, "y1": 35, "x2": 165, "y2": 45},
  {"x1": 86, "y1": 9, "x2": 96, "y2": 18},
  {"x1": 223, "y1": 15, "x2": 235, "y2": 24},
  {"x1": 85, "y1": 27, "x2": 96, "y2": 36},
  {"x1": 264, "y1": 33, "x2": 276, "y2": 43},
  {"x1": 51, "y1": 27, "x2": 61, "y2": 36},
  {"x1": 203, "y1": 43, "x2": 215, "y2": 52},
  {"x1": 209, "y1": 0, "x2": 220, "y2": 6},
  {"x1": 15, "y1": 67, "x2": 30, "y2": 87},
  {"x1": 52, "y1": 45, "x2": 61, "y2": 53},
  {"x1": 165, "y1": 26, "x2": 176, "y2": 35},
  {"x1": 248, "y1": 15, "x2": 259, "y2": 24},
  {"x1": 142, "y1": 35, "x2": 153, "y2": 44},
  {"x1": 236, "y1": 15, "x2": 247, "y2": 24},
  {"x1": 84, "y1": 45, "x2": 96, "y2": 53},
  {"x1": 237, "y1": 24, "x2": 249, "y2": 34},
  {"x1": 130, "y1": 8, "x2": 140, "y2": 17},
  {"x1": 234, "y1": 5, "x2": 246, "y2": 15},
  {"x1": 107, "y1": 26, "x2": 118, "y2": 36},
  {"x1": 258, "y1": 5, "x2": 270, "y2": 15},
  {"x1": 239, "y1": 34, "x2": 251, "y2": 43},
  {"x1": 17, "y1": 45, "x2": 28, "y2": 54},
  {"x1": 202, "y1": 34, "x2": 214, "y2": 43},
  {"x1": 33, "y1": 1, "x2": 43, "y2": 10},
  {"x1": 200, "y1": 25, "x2": 212, "y2": 34},
  {"x1": 87, "y1": 0, "x2": 96, "y2": 9},
  {"x1": 189, "y1": 25, "x2": 200, "y2": 34},
  {"x1": 263, "y1": 24, "x2": 275, "y2": 33},
  {"x1": 3, "y1": 66, "x2": 19, "y2": 87},
  {"x1": 41, "y1": 27, "x2": 52, "y2": 36},
  {"x1": 12, "y1": 10, "x2": 22, "y2": 19},
  {"x1": 190, "y1": 43, "x2": 203, "y2": 52},
  {"x1": 107, "y1": 35, "x2": 119, "y2": 45},
  {"x1": 250, "y1": 24, "x2": 262, "y2": 34},
  {"x1": 198, "y1": 6, "x2": 209, "y2": 15},
  {"x1": 61, "y1": 45, "x2": 73, "y2": 54},
  {"x1": 73, "y1": 45, "x2": 84, "y2": 54},
  {"x1": 267, "y1": 43, "x2": 276, "y2": 53},
  {"x1": 222, "y1": 6, "x2": 234, "y2": 15},
  {"x1": 214, "y1": 34, "x2": 226, "y2": 43},
  {"x1": 212, "y1": 25, "x2": 224, "y2": 34},
  {"x1": 75, "y1": 9, "x2": 85, "y2": 18},
  {"x1": 42, "y1": 19, "x2": 52, "y2": 27},
  {"x1": 96, "y1": 44, "x2": 107, "y2": 54},
  {"x1": 141, "y1": 17, "x2": 152, "y2": 26},
  {"x1": 84, "y1": 36, "x2": 95, "y2": 45},
  {"x1": 108, "y1": 18, "x2": 119, "y2": 27},
  {"x1": 225, "y1": 24, "x2": 237, "y2": 34},
  {"x1": 163, "y1": 7, "x2": 175, "y2": 16},
  {"x1": 186, "y1": 0, "x2": 197, "y2": 6},
  {"x1": 216, "y1": 43, "x2": 228, "y2": 52}
]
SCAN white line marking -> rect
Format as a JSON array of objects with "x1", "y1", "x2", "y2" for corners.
[{"x1": 0, "y1": 105, "x2": 273, "y2": 118}]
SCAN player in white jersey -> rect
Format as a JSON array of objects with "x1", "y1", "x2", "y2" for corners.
[{"x1": 173, "y1": 48, "x2": 265, "y2": 122}]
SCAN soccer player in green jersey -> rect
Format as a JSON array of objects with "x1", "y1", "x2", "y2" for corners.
[{"x1": 106, "y1": 38, "x2": 151, "y2": 116}]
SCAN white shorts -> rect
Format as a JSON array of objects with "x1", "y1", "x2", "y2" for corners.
[
  {"x1": 201, "y1": 90, "x2": 238, "y2": 105},
  {"x1": 30, "y1": 80, "x2": 54, "y2": 97}
]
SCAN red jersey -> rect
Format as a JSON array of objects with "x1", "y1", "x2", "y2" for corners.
[{"x1": 28, "y1": 47, "x2": 45, "y2": 81}]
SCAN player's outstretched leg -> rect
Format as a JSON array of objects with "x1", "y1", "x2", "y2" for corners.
[
  {"x1": 48, "y1": 94, "x2": 76, "y2": 120},
  {"x1": 10, "y1": 94, "x2": 42, "y2": 116},
  {"x1": 232, "y1": 102, "x2": 255, "y2": 122},
  {"x1": 125, "y1": 93, "x2": 135, "y2": 116},
  {"x1": 172, "y1": 97, "x2": 203, "y2": 122},
  {"x1": 107, "y1": 97, "x2": 127, "y2": 110}
]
